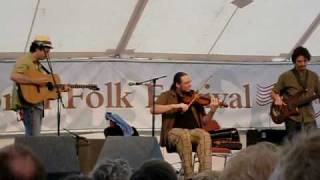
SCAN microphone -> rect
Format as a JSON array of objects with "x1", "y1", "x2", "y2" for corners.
[{"x1": 128, "y1": 82, "x2": 143, "y2": 86}]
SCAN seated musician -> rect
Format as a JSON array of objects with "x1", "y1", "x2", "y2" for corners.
[
  {"x1": 150, "y1": 72, "x2": 220, "y2": 180},
  {"x1": 10, "y1": 35, "x2": 69, "y2": 136}
]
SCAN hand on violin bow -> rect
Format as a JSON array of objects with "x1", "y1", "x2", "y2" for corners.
[{"x1": 172, "y1": 103, "x2": 189, "y2": 112}]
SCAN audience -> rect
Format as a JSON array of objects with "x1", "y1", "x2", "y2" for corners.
[
  {"x1": 130, "y1": 160, "x2": 177, "y2": 180},
  {"x1": 5, "y1": 129, "x2": 320, "y2": 180},
  {"x1": 0, "y1": 144, "x2": 46, "y2": 180},
  {"x1": 269, "y1": 129, "x2": 320, "y2": 180},
  {"x1": 192, "y1": 170, "x2": 220, "y2": 180},
  {"x1": 91, "y1": 158, "x2": 132, "y2": 180},
  {"x1": 62, "y1": 174, "x2": 92, "y2": 180},
  {"x1": 220, "y1": 142, "x2": 280, "y2": 180}
]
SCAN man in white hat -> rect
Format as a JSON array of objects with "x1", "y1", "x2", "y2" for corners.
[{"x1": 10, "y1": 35, "x2": 64, "y2": 136}]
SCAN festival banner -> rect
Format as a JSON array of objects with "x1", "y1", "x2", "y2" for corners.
[{"x1": 0, "y1": 59, "x2": 319, "y2": 133}]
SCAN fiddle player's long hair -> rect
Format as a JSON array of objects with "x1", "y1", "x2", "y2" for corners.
[{"x1": 170, "y1": 72, "x2": 188, "y2": 91}]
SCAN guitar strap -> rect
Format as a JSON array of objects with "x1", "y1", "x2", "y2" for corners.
[
  {"x1": 39, "y1": 63, "x2": 51, "y2": 74},
  {"x1": 291, "y1": 68, "x2": 309, "y2": 92}
]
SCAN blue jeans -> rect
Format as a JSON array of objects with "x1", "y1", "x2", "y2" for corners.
[{"x1": 22, "y1": 106, "x2": 43, "y2": 136}]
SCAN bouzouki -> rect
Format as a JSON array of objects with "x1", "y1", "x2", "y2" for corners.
[
  {"x1": 270, "y1": 91, "x2": 320, "y2": 124},
  {"x1": 19, "y1": 69, "x2": 99, "y2": 104}
]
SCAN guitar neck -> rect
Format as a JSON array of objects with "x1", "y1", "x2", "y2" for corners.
[
  {"x1": 57, "y1": 84, "x2": 96, "y2": 89},
  {"x1": 297, "y1": 94, "x2": 320, "y2": 107}
]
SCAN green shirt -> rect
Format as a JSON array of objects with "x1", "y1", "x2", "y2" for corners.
[
  {"x1": 11, "y1": 53, "x2": 43, "y2": 110},
  {"x1": 273, "y1": 68, "x2": 320, "y2": 123}
]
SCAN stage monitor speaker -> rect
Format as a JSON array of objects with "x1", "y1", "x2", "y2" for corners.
[
  {"x1": 247, "y1": 129, "x2": 287, "y2": 146},
  {"x1": 15, "y1": 136, "x2": 80, "y2": 177},
  {"x1": 97, "y1": 136, "x2": 163, "y2": 170}
]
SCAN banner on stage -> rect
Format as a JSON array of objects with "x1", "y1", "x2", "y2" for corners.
[{"x1": 0, "y1": 59, "x2": 319, "y2": 133}]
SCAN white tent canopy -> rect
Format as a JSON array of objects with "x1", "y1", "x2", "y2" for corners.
[{"x1": 1, "y1": 0, "x2": 320, "y2": 61}]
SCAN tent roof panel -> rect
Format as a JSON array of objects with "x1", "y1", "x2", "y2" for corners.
[
  {"x1": 213, "y1": 0, "x2": 320, "y2": 56},
  {"x1": 0, "y1": 0, "x2": 38, "y2": 51},
  {"x1": 12, "y1": 0, "x2": 136, "y2": 52},
  {"x1": 128, "y1": 0, "x2": 235, "y2": 54}
]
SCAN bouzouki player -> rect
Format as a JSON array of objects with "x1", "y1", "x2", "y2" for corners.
[
  {"x1": 10, "y1": 35, "x2": 70, "y2": 136},
  {"x1": 271, "y1": 46, "x2": 320, "y2": 138}
]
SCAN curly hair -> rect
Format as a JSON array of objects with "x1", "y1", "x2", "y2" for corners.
[
  {"x1": 192, "y1": 170, "x2": 220, "y2": 180},
  {"x1": 220, "y1": 142, "x2": 280, "y2": 180},
  {"x1": 270, "y1": 129, "x2": 320, "y2": 180},
  {"x1": 291, "y1": 46, "x2": 311, "y2": 63},
  {"x1": 91, "y1": 159, "x2": 132, "y2": 180}
]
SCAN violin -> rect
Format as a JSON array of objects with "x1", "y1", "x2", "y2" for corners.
[{"x1": 180, "y1": 90, "x2": 228, "y2": 107}]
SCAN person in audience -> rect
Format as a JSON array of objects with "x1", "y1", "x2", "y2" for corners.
[
  {"x1": 269, "y1": 129, "x2": 320, "y2": 180},
  {"x1": 220, "y1": 142, "x2": 280, "y2": 180},
  {"x1": 62, "y1": 175, "x2": 92, "y2": 180},
  {"x1": 91, "y1": 158, "x2": 131, "y2": 180},
  {"x1": 130, "y1": 160, "x2": 177, "y2": 180},
  {"x1": 0, "y1": 144, "x2": 46, "y2": 180},
  {"x1": 192, "y1": 170, "x2": 220, "y2": 180}
]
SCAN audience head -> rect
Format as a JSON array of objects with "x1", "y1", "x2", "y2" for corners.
[
  {"x1": 0, "y1": 144, "x2": 46, "y2": 180},
  {"x1": 91, "y1": 158, "x2": 131, "y2": 180},
  {"x1": 220, "y1": 142, "x2": 280, "y2": 180},
  {"x1": 192, "y1": 170, "x2": 220, "y2": 180},
  {"x1": 62, "y1": 174, "x2": 92, "y2": 180},
  {"x1": 269, "y1": 129, "x2": 320, "y2": 180},
  {"x1": 130, "y1": 160, "x2": 177, "y2": 180}
]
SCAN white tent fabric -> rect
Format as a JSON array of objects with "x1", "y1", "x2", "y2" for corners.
[
  {"x1": 0, "y1": 0, "x2": 319, "y2": 59},
  {"x1": 0, "y1": 0, "x2": 135, "y2": 52},
  {"x1": 128, "y1": 0, "x2": 320, "y2": 56}
]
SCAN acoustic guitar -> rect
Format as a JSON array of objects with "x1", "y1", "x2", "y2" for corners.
[
  {"x1": 270, "y1": 91, "x2": 320, "y2": 124},
  {"x1": 19, "y1": 69, "x2": 99, "y2": 104}
]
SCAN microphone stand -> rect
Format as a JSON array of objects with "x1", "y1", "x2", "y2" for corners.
[
  {"x1": 64, "y1": 128, "x2": 89, "y2": 155},
  {"x1": 130, "y1": 75, "x2": 166, "y2": 137},
  {"x1": 45, "y1": 52, "x2": 65, "y2": 136}
]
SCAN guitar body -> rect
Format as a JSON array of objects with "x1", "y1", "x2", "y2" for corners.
[
  {"x1": 19, "y1": 70, "x2": 61, "y2": 104},
  {"x1": 270, "y1": 91, "x2": 304, "y2": 124},
  {"x1": 270, "y1": 103, "x2": 299, "y2": 124}
]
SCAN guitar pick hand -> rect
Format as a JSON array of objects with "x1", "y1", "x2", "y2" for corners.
[{"x1": 274, "y1": 96, "x2": 287, "y2": 106}]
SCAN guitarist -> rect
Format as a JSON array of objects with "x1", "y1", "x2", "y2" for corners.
[
  {"x1": 10, "y1": 35, "x2": 69, "y2": 136},
  {"x1": 271, "y1": 46, "x2": 320, "y2": 138}
]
